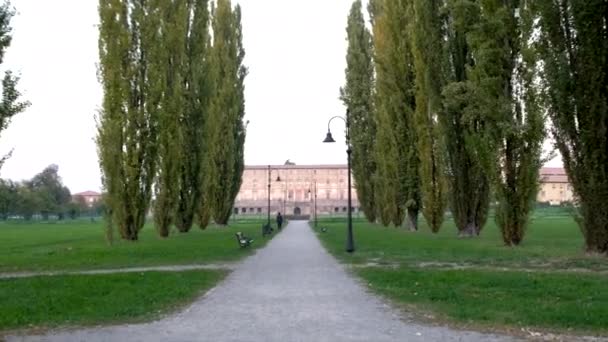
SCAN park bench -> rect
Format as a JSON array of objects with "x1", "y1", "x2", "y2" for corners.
[{"x1": 236, "y1": 232, "x2": 253, "y2": 248}]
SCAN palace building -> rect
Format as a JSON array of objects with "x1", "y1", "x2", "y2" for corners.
[
  {"x1": 537, "y1": 167, "x2": 574, "y2": 205},
  {"x1": 233, "y1": 164, "x2": 359, "y2": 218},
  {"x1": 233, "y1": 164, "x2": 574, "y2": 218}
]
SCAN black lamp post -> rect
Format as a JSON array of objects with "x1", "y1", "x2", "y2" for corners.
[
  {"x1": 313, "y1": 170, "x2": 317, "y2": 228},
  {"x1": 308, "y1": 171, "x2": 317, "y2": 228},
  {"x1": 266, "y1": 165, "x2": 281, "y2": 230},
  {"x1": 323, "y1": 110, "x2": 354, "y2": 253}
]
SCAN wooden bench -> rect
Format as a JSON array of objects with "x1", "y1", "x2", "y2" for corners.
[{"x1": 236, "y1": 232, "x2": 253, "y2": 248}]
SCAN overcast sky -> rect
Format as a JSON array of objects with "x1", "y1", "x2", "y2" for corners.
[{"x1": 0, "y1": 0, "x2": 560, "y2": 193}]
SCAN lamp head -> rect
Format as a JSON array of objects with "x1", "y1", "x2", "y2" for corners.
[{"x1": 323, "y1": 130, "x2": 336, "y2": 143}]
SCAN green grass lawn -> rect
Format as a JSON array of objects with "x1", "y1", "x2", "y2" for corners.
[
  {"x1": 0, "y1": 219, "x2": 273, "y2": 332},
  {"x1": 315, "y1": 217, "x2": 608, "y2": 334},
  {"x1": 0, "y1": 219, "x2": 271, "y2": 272},
  {"x1": 316, "y1": 216, "x2": 607, "y2": 271},
  {"x1": 0, "y1": 270, "x2": 226, "y2": 332}
]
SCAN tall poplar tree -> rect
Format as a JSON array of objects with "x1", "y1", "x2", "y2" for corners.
[
  {"x1": 97, "y1": 0, "x2": 162, "y2": 241},
  {"x1": 441, "y1": 0, "x2": 491, "y2": 237},
  {"x1": 227, "y1": 4, "x2": 247, "y2": 220},
  {"x1": 468, "y1": 1, "x2": 545, "y2": 246},
  {"x1": 206, "y1": 0, "x2": 247, "y2": 225},
  {"x1": 175, "y1": 0, "x2": 212, "y2": 232},
  {"x1": 341, "y1": 0, "x2": 377, "y2": 223},
  {"x1": 535, "y1": 0, "x2": 608, "y2": 254},
  {"x1": 371, "y1": 0, "x2": 420, "y2": 230},
  {"x1": 154, "y1": 0, "x2": 189, "y2": 237},
  {"x1": 410, "y1": 0, "x2": 448, "y2": 233},
  {"x1": 0, "y1": 2, "x2": 29, "y2": 170}
]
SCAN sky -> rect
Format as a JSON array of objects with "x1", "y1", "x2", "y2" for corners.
[{"x1": 0, "y1": 0, "x2": 561, "y2": 193}]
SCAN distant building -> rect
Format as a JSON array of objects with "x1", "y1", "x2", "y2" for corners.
[
  {"x1": 537, "y1": 168, "x2": 574, "y2": 205},
  {"x1": 72, "y1": 191, "x2": 102, "y2": 207},
  {"x1": 234, "y1": 164, "x2": 359, "y2": 217},
  {"x1": 235, "y1": 165, "x2": 572, "y2": 217}
]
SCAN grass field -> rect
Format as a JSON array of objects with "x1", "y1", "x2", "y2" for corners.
[
  {"x1": 0, "y1": 219, "x2": 271, "y2": 272},
  {"x1": 314, "y1": 216, "x2": 608, "y2": 334},
  {"x1": 0, "y1": 219, "x2": 270, "y2": 332},
  {"x1": 0, "y1": 270, "x2": 226, "y2": 331}
]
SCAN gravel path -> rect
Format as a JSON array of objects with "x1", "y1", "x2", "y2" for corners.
[{"x1": 7, "y1": 220, "x2": 517, "y2": 342}]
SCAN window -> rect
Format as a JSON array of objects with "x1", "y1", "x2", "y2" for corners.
[
  {"x1": 343, "y1": 207, "x2": 347, "y2": 212},
  {"x1": 334, "y1": 207, "x2": 340, "y2": 213},
  {"x1": 241, "y1": 208, "x2": 247, "y2": 214},
  {"x1": 552, "y1": 184, "x2": 556, "y2": 189},
  {"x1": 257, "y1": 208, "x2": 262, "y2": 214},
  {"x1": 288, "y1": 190, "x2": 294, "y2": 200},
  {"x1": 234, "y1": 208, "x2": 239, "y2": 215},
  {"x1": 340, "y1": 191, "x2": 344, "y2": 200},
  {"x1": 326, "y1": 190, "x2": 330, "y2": 199},
  {"x1": 249, "y1": 208, "x2": 255, "y2": 213}
]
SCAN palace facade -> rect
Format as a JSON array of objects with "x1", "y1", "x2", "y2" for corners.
[
  {"x1": 233, "y1": 164, "x2": 359, "y2": 218},
  {"x1": 537, "y1": 167, "x2": 574, "y2": 205},
  {"x1": 233, "y1": 165, "x2": 574, "y2": 217}
]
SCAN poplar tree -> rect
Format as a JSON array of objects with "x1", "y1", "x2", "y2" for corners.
[
  {"x1": 97, "y1": 0, "x2": 162, "y2": 241},
  {"x1": 371, "y1": 0, "x2": 420, "y2": 230},
  {"x1": 534, "y1": 0, "x2": 608, "y2": 254},
  {"x1": 154, "y1": 0, "x2": 189, "y2": 237},
  {"x1": 0, "y1": 2, "x2": 29, "y2": 170},
  {"x1": 468, "y1": 1, "x2": 545, "y2": 246},
  {"x1": 206, "y1": 0, "x2": 247, "y2": 225},
  {"x1": 227, "y1": 4, "x2": 247, "y2": 221},
  {"x1": 175, "y1": 0, "x2": 211, "y2": 232},
  {"x1": 410, "y1": 0, "x2": 448, "y2": 232},
  {"x1": 441, "y1": 0, "x2": 491, "y2": 237},
  {"x1": 341, "y1": 0, "x2": 377, "y2": 223}
]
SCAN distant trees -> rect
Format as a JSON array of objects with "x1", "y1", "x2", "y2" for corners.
[
  {"x1": 0, "y1": 165, "x2": 73, "y2": 220},
  {"x1": 97, "y1": 0, "x2": 247, "y2": 240},
  {"x1": 0, "y1": 1, "x2": 29, "y2": 170},
  {"x1": 28, "y1": 164, "x2": 72, "y2": 219}
]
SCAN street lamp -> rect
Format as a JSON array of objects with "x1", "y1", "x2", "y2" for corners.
[
  {"x1": 307, "y1": 171, "x2": 318, "y2": 228},
  {"x1": 323, "y1": 110, "x2": 354, "y2": 253},
  {"x1": 265, "y1": 165, "x2": 281, "y2": 233}
]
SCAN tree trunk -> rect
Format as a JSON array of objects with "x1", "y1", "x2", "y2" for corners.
[
  {"x1": 175, "y1": 214, "x2": 193, "y2": 233},
  {"x1": 406, "y1": 208, "x2": 418, "y2": 231},
  {"x1": 580, "y1": 199, "x2": 608, "y2": 255},
  {"x1": 458, "y1": 221, "x2": 479, "y2": 238}
]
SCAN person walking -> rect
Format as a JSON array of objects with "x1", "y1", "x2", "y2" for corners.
[{"x1": 276, "y1": 212, "x2": 283, "y2": 230}]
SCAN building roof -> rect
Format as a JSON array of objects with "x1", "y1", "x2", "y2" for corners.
[
  {"x1": 73, "y1": 191, "x2": 102, "y2": 197},
  {"x1": 540, "y1": 167, "x2": 567, "y2": 176},
  {"x1": 245, "y1": 165, "x2": 347, "y2": 170},
  {"x1": 539, "y1": 167, "x2": 569, "y2": 183}
]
